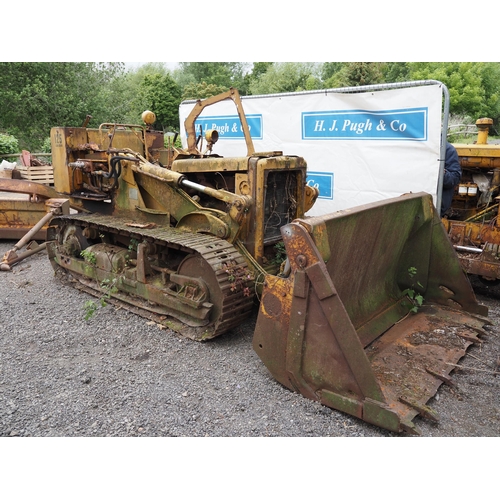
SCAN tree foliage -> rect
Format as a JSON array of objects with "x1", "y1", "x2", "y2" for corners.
[
  {"x1": 407, "y1": 62, "x2": 500, "y2": 120},
  {"x1": 181, "y1": 82, "x2": 229, "y2": 101},
  {"x1": 321, "y1": 62, "x2": 344, "y2": 82},
  {"x1": 2, "y1": 61, "x2": 500, "y2": 151},
  {"x1": 320, "y1": 62, "x2": 500, "y2": 122},
  {"x1": 241, "y1": 62, "x2": 273, "y2": 94},
  {"x1": 0, "y1": 62, "x2": 125, "y2": 150},
  {"x1": 323, "y1": 62, "x2": 384, "y2": 88},
  {"x1": 113, "y1": 63, "x2": 172, "y2": 124},
  {"x1": 381, "y1": 62, "x2": 411, "y2": 83},
  {"x1": 137, "y1": 73, "x2": 182, "y2": 131},
  {"x1": 249, "y1": 62, "x2": 321, "y2": 95},
  {"x1": 0, "y1": 133, "x2": 19, "y2": 155},
  {"x1": 174, "y1": 63, "x2": 250, "y2": 92}
]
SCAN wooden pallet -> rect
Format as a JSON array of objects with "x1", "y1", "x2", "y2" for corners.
[{"x1": 17, "y1": 165, "x2": 54, "y2": 185}]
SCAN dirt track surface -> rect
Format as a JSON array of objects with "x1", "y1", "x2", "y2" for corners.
[{"x1": 0, "y1": 240, "x2": 499, "y2": 438}]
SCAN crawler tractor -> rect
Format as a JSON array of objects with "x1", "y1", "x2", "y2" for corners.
[
  {"x1": 0, "y1": 89, "x2": 492, "y2": 434},
  {"x1": 44, "y1": 89, "x2": 318, "y2": 340}
]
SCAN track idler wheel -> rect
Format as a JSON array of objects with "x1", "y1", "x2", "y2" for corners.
[
  {"x1": 59, "y1": 224, "x2": 89, "y2": 257},
  {"x1": 177, "y1": 254, "x2": 226, "y2": 331}
]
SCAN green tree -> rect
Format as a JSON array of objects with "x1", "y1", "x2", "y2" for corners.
[
  {"x1": 381, "y1": 62, "x2": 411, "y2": 83},
  {"x1": 174, "y1": 62, "x2": 250, "y2": 92},
  {"x1": 0, "y1": 62, "x2": 125, "y2": 150},
  {"x1": 324, "y1": 62, "x2": 384, "y2": 88},
  {"x1": 321, "y1": 62, "x2": 344, "y2": 83},
  {"x1": 181, "y1": 82, "x2": 229, "y2": 101},
  {"x1": 0, "y1": 133, "x2": 19, "y2": 155},
  {"x1": 112, "y1": 63, "x2": 172, "y2": 124},
  {"x1": 242, "y1": 62, "x2": 273, "y2": 95},
  {"x1": 408, "y1": 62, "x2": 500, "y2": 121},
  {"x1": 249, "y1": 62, "x2": 321, "y2": 95},
  {"x1": 137, "y1": 73, "x2": 182, "y2": 131},
  {"x1": 478, "y1": 63, "x2": 500, "y2": 122}
]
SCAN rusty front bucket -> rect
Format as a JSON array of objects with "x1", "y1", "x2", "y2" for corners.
[{"x1": 253, "y1": 192, "x2": 490, "y2": 434}]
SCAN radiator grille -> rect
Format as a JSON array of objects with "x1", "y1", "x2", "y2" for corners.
[{"x1": 263, "y1": 171, "x2": 298, "y2": 242}]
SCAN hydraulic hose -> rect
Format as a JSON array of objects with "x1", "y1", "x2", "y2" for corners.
[{"x1": 108, "y1": 156, "x2": 129, "y2": 190}]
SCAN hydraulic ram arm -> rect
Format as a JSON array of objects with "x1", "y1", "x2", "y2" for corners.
[{"x1": 131, "y1": 156, "x2": 252, "y2": 211}]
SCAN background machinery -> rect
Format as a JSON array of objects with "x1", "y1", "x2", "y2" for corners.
[
  {"x1": 0, "y1": 89, "x2": 491, "y2": 434},
  {"x1": 443, "y1": 118, "x2": 500, "y2": 285}
]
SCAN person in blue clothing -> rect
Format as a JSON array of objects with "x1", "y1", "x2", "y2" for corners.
[{"x1": 440, "y1": 142, "x2": 462, "y2": 217}]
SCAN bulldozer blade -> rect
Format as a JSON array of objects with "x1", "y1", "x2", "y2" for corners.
[{"x1": 253, "y1": 192, "x2": 490, "y2": 434}]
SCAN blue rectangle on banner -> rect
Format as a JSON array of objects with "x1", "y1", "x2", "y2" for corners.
[
  {"x1": 306, "y1": 171, "x2": 334, "y2": 200},
  {"x1": 193, "y1": 114, "x2": 263, "y2": 140},
  {"x1": 302, "y1": 108, "x2": 428, "y2": 140}
]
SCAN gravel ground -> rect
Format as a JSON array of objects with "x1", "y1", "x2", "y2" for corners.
[{"x1": 1, "y1": 240, "x2": 499, "y2": 438}]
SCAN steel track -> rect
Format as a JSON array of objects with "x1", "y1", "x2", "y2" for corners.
[{"x1": 50, "y1": 213, "x2": 256, "y2": 340}]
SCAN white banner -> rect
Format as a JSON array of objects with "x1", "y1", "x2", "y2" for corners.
[{"x1": 179, "y1": 84, "x2": 444, "y2": 216}]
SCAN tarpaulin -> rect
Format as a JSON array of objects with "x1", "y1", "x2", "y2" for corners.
[{"x1": 179, "y1": 84, "x2": 444, "y2": 216}]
